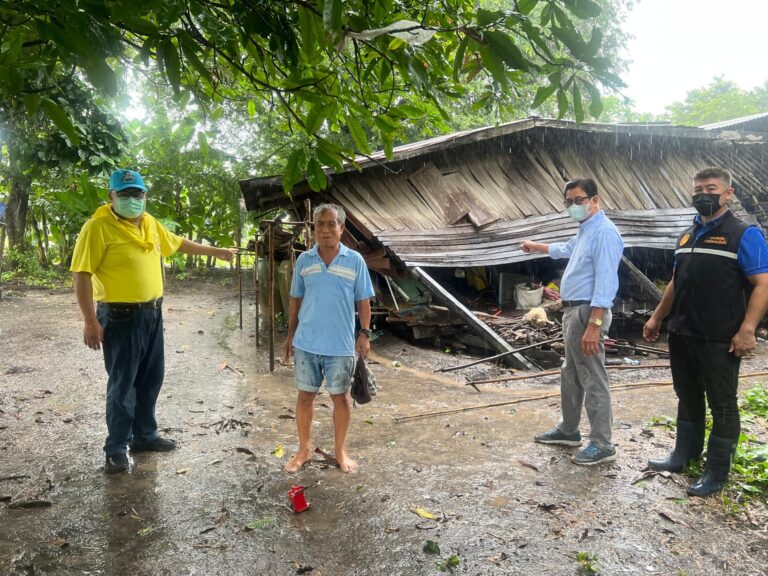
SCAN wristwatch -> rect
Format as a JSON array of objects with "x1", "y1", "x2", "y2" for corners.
[
  {"x1": 360, "y1": 328, "x2": 373, "y2": 338},
  {"x1": 589, "y1": 318, "x2": 603, "y2": 327}
]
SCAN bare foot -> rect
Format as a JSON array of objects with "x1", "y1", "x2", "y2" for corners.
[
  {"x1": 336, "y1": 451, "x2": 358, "y2": 473},
  {"x1": 283, "y1": 448, "x2": 312, "y2": 473}
]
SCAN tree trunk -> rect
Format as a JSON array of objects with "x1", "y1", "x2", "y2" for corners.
[
  {"x1": 6, "y1": 174, "x2": 32, "y2": 251},
  {"x1": 30, "y1": 211, "x2": 48, "y2": 266}
]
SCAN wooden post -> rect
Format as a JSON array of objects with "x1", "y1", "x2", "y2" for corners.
[
  {"x1": 411, "y1": 267, "x2": 536, "y2": 371},
  {"x1": 254, "y1": 232, "x2": 260, "y2": 348},
  {"x1": 304, "y1": 198, "x2": 313, "y2": 249},
  {"x1": 236, "y1": 226, "x2": 243, "y2": 330},
  {"x1": 268, "y1": 222, "x2": 276, "y2": 372},
  {"x1": 620, "y1": 255, "x2": 663, "y2": 304}
]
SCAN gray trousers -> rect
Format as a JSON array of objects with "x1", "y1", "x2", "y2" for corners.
[{"x1": 558, "y1": 305, "x2": 613, "y2": 449}]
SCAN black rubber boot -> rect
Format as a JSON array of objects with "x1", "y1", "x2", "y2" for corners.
[
  {"x1": 687, "y1": 435, "x2": 738, "y2": 497},
  {"x1": 648, "y1": 420, "x2": 705, "y2": 472}
]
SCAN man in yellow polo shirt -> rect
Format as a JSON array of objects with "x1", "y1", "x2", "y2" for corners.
[{"x1": 71, "y1": 168, "x2": 234, "y2": 473}]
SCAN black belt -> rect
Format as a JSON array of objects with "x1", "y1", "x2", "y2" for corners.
[
  {"x1": 100, "y1": 298, "x2": 163, "y2": 310},
  {"x1": 562, "y1": 300, "x2": 591, "y2": 307}
]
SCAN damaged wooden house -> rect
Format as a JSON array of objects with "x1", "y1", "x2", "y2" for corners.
[{"x1": 239, "y1": 116, "x2": 768, "y2": 369}]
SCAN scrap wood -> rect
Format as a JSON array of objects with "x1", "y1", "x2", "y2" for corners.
[
  {"x1": 435, "y1": 337, "x2": 563, "y2": 373},
  {"x1": 466, "y1": 363, "x2": 672, "y2": 386}
]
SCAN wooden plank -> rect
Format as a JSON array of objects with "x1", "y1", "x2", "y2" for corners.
[{"x1": 411, "y1": 267, "x2": 536, "y2": 370}]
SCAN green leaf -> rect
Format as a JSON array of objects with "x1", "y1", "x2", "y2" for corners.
[
  {"x1": 197, "y1": 132, "x2": 210, "y2": 158},
  {"x1": 323, "y1": 0, "x2": 342, "y2": 33},
  {"x1": 298, "y1": 6, "x2": 320, "y2": 58},
  {"x1": 84, "y1": 58, "x2": 118, "y2": 96},
  {"x1": 306, "y1": 157, "x2": 327, "y2": 192},
  {"x1": 477, "y1": 9, "x2": 504, "y2": 27},
  {"x1": 161, "y1": 37, "x2": 181, "y2": 95},
  {"x1": 23, "y1": 93, "x2": 41, "y2": 115},
  {"x1": 446, "y1": 554, "x2": 460, "y2": 567},
  {"x1": 484, "y1": 31, "x2": 529, "y2": 71},
  {"x1": 557, "y1": 89, "x2": 568, "y2": 118},
  {"x1": 532, "y1": 84, "x2": 557, "y2": 108},
  {"x1": 471, "y1": 91, "x2": 493, "y2": 111},
  {"x1": 305, "y1": 101, "x2": 332, "y2": 134},
  {"x1": 244, "y1": 517, "x2": 276, "y2": 531},
  {"x1": 585, "y1": 27, "x2": 602, "y2": 59},
  {"x1": 563, "y1": 0, "x2": 602, "y2": 19},
  {"x1": 478, "y1": 45, "x2": 507, "y2": 86},
  {"x1": 283, "y1": 148, "x2": 306, "y2": 193},
  {"x1": 453, "y1": 36, "x2": 469, "y2": 82},
  {"x1": 346, "y1": 115, "x2": 370, "y2": 154},
  {"x1": 247, "y1": 100, "x2": 256, "y2": 117},
  {"x1": 423, "y1": 540, "x2": 440, "y2": 555},
  {"x1": 41, "y1": 99, "x2": 80, "y2": 146},
  {"x1": 585, "y1": 83, "x2": 604, "y2": 118},
  {"x1": 316, "y1": 138, "x2": 344, "y2": 173},
  {"x1": 572, "y1": 83, "x2": 584, "y2": 123},
  {"x1": 518, "y1": 0, "x2": 540, "y2": 15}
]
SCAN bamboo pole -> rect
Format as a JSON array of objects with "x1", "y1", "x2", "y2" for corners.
[
  {"x1": 268, "y1": 221, "x2": 275, "y2": 373},
  {"x1": 236, "y1": 226, "x2": 243, "y2": 330},
  {"x1": 395, "y1": 370, "x2": 768, "y2": 423},
  {"x1": 254, "y1": 232, "x2": 260, "y2": 348},
  {"x1": 436, "y1": 337, "x2": 563, "y2": 373},
  {"x1": 466, "y1": 363, "x2": 672, "y2": 385}
]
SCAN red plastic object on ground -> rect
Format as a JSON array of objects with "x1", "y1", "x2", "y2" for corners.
[{"x1": 288, "y1": 485, "x2": 311, "y2": 513}]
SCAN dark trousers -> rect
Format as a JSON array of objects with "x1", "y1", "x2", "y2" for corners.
[
  {"x1": 668, "y1": 333, "x2": 741, "y2": 438},
  {"x1": 97, "y1": 303, "x2": 165, "y2": 456}
]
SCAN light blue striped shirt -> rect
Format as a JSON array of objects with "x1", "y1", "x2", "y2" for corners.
[
  {"x1": 548, "y1": 211, "x2": 624, "y2": 309},
  {"x1": 290, "y1": 243, "x2": 375, "y2": 356}
]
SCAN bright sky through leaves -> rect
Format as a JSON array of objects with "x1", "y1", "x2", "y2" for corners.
[{"x1": 622, "y1": 0, "x2": 766, "y2": 114}]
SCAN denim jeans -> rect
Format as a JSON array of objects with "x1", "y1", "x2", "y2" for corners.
[{"x1": 97, "y1": 303, "x2": 165, "y2": 456}]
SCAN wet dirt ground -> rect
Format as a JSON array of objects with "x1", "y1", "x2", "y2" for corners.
[{"x1": 1, "y1": 279, "x2": 766, "y2": 575}]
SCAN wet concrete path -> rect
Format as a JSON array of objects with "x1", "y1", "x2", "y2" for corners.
[{"x1": 1, "y1": 282, "x2": 766, "y2": 575}]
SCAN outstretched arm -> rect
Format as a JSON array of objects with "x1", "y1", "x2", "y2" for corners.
[{"x1": 177, "y1": 238, "x2": 236, "y2": 262}]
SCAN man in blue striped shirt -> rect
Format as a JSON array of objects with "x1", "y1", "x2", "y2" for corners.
[
  {"x1": 522, "y1": 178, "x2": 624, "y2": 465},
  {"x1": 282, "y1": 203, "x2": 375, "y2": 473}
]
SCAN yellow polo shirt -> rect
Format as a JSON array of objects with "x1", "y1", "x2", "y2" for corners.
[{"x1": 70, "y1": 204, "x2": 183, "y2": 302}]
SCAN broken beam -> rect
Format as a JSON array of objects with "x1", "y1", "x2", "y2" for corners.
[
  {"x1": 620, "y1": 255, "x2": 663, "y2": 303},
  {"x1": 411, "y1": 266, "x2": 536, "y2": 370}
]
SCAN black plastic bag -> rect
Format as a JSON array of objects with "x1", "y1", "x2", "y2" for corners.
[{"x1": 351, "y1": 356, "x2": 372, "y2": 405}]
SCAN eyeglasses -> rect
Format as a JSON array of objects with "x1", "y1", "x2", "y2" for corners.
[
  {"x1": 115, "y1": 188, "x2": 145, "y2": 199},
  {"x1": 563, "y1": 196, "x2": 591, "y2": 208}
]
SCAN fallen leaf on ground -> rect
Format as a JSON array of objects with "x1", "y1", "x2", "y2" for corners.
[
  {"x1": 176, "y1": 468, "x2": 189, "y2": 475},
  {"x1": 410, "y1": 505, "x2": 438, "y2": 520},
  {"x1": 244, "y1": 517, "x2": 276, "y2": 531},
  {"x1": 423, "y1": 540, "x2": 441, "y2": 555},
  {"x1": 50, "y1": 538, "x2": 69, "y2": 548},
  {"x1": 657, "y1": 509, "x2": 690, "y2": 528},
  {"x1": 272, "y1": 444, "x2": 285, "y2": 458},
  {"x1": 236, "y1": 447, "x2": 255, "y2": 455},
  {"x1": 137, "y1": 526, "x2": 155, "y2": 536},
  {"x1": 518, "y1": 460, "x2": 540, "y2": 472}
]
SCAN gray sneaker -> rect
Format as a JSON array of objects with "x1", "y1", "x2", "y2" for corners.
[
  {"x1": 533, "y1": 427, "x2": 582, "y2": 446},
  {"x1": 573, "y1": 443, "x2": 617, "y2": 465}
]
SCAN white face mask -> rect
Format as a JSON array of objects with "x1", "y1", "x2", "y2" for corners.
[{"x1": 567, "y1": 203, "x2": 589, "y2": 222}]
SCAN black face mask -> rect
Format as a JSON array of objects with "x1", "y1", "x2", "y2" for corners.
[{"x1": 692, "y1": 193, "x2": 723, "y2": 217}]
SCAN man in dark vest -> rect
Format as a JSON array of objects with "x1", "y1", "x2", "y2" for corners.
[{"x1": 643, "y1": 167, "x2": 768, "y2": 496}]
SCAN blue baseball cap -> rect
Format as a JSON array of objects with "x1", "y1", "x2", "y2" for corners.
[{"x1": 109, "y1": 169, "x2": 147, "y2": 192}]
